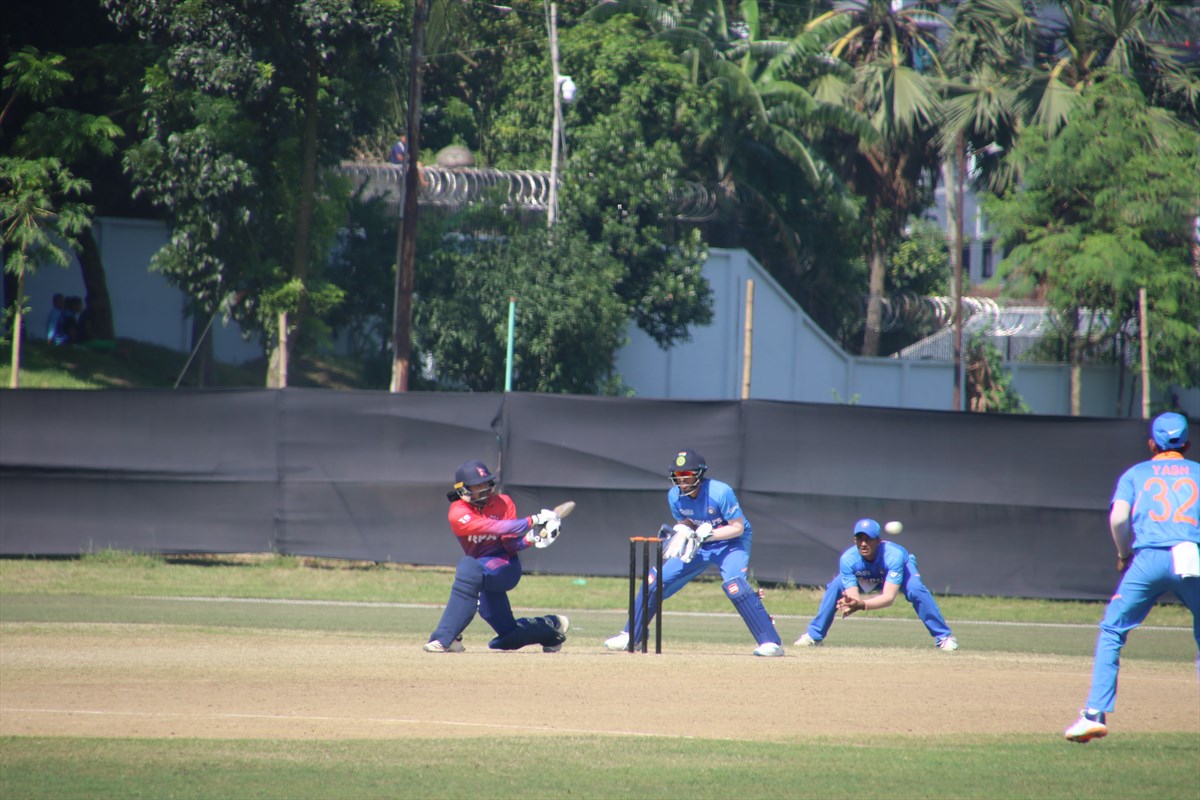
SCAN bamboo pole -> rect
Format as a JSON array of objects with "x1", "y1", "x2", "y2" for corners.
[{"x1": 741, "y1": 279, "x2": 754, "y2": 400}]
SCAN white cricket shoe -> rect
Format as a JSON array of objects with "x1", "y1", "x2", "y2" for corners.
[
  {"x1": 794, "y1": 633, "x2": 822, "y2": 647},
  {"x1": 603, "y1": 631, "x2": 630, "y2": 651},
  {"x1": 936, "y1": 635, "x2": 959, "y2": 652},
  {"x1": 1064, "y1": 710, "x2": 1107, "y2": 743},
  {"x1": 423, "y1": 637, "x2": 465, "y2": 653},
  {"x1": 543, "y1": 615, "x2": 570, "y2": 653},
  {"x1": 753, "y1": 642, "x2": 784, "y2": 657}
]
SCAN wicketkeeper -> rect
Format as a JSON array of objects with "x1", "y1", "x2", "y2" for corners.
[{"x1": 603, "y1": 449, "x2": 784, "y2": 657}]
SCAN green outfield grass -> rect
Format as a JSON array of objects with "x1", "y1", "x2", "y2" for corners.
[
  {"x1": 1, "y1": 554, "x2": 1196, "y2": 800},
  {"x1": 1, "y1": 551, "x2": 1192, "y2": 627},
  {"x1": 2, "y1": 733, "x2": 1197, "y2": 800}
]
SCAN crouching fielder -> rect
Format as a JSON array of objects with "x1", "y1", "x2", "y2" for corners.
[
  {"x1": 424, "y1": 459, "x2": 568, "y2": 653},
  {"x1": 603, "y1": 448, "x2": 784, "y2": 657},
  {"x1": 795, "y1": 518, "x2": 957, "y2": 651}
]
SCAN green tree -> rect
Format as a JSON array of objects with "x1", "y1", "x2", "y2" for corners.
[
  {"x1": 0, "y1": 157, "x2": 92, "y2": 387},
  {"x1": 1, "y1": 39, "x2": 127, "y2": 345},
  {"x1": 415, "y1": 205, "x2": 628, "y2": 393},
  {"x1": 984, "y1": 73, "x2": 1200, "y2": 411},
  {"x1": 1, "y1": 44, "x2": 120, "y2": 386},
  {"x1": 804, "y1": 0, "x2": 946, "y2": 356},
  {"x1": 1028, "y1": 0, "x2": 1200, "y2": 134},
  {"x1": 487, "y1": 13, "x2": 713, "y2": 349},
  {"x1": 105, "y1": 0, "x2": 404, "y2": 387},
  {"x1": 584, "y1": 1, "x2": 869, "y2": 341},
  {"x1": 965, "y1": 333, "x2": 1030, "y2": 414}
]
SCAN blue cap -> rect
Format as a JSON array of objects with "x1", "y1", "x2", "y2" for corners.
[
  {"x1": 1150, "y1": 412, "x2": 1189, "y2": 450},
  {"x1": 853, "y1": 518, "x2": 881, "y2": 539}
]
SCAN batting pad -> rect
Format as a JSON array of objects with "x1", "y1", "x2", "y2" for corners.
[{"x1": 724, "y1": 576, "x2": 780, "y2": 645}]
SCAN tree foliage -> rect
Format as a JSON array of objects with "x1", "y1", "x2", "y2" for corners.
[
  {"x1": 415, "y1": 205, "x2": 629, "y2": 393},
  {"x1": 984, "y1": 73, "x2": 1200, "y2": 390},
  {"x1": 487, "y1": 13, "x2": 713, "y2": 349},
  {"x1": 104, "y1": 0, "x2": 404, "y2": 385},
  {"x1": 966, "y1": 333, "x2": 1030, "y2": 414}
]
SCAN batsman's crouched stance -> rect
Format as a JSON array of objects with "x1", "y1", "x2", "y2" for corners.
[{"x1": 424, "y1": 459, "x2": 569, "y2": 653}]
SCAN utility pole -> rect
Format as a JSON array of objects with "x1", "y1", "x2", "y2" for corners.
[
  {"x1": 390, "y1": 0, "x2": 427, "y2": 393},
  {"x1": 951, "y1": 133, "x2": 967, "y2": 412},
  {"x1": 547, "y1": 2, "x2": 561, "y2": 228}
]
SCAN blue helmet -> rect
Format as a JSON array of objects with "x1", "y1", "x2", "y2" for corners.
[
  {"x1": 669, "y1": 448, "x2": 708, "y2": 495},
  {"x1": 1150, "y1": 412, "x2": 1190, "y2": 450},
  {"x1": 853, "y1": 518, "x2": 881, "y2": 540},
  {"x1": 449, "y1": 459, "x2": 496, "y2": 506}
]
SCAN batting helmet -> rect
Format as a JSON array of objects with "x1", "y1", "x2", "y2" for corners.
[
  {"x1": 449, "y1": 459, "x2": 496, "y2": 506},
  {"x1": 1150, "y1": 412, "x2": 1190, "y2": 451},
  {"x1": 853, "y1": 518, "x2": 882, "y2": 539},
  {"x1": 669, "y1": 449, "x2": 707, "y2": 495}
]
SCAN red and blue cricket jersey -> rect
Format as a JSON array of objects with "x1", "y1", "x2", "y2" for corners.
[{"x1": 446, "y1": 493, "x2": 533, "y2": 559}]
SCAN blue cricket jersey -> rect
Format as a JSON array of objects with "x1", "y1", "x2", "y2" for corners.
[
  {"x1": 1111, "y1": 451, "x2": 1200, "y2": 549},
  {"x1": 668, "y1": 478, "x2": 751, "y2": 544},
  {"x1": 839, "y1": 540, "x2": 909, "y2": 595}
]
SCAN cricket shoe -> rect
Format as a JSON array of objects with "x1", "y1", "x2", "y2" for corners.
[
  {"x1": 423, "y1": 637, "x2": 465, "y2": 653},
  {"x1": 1064, "y1": 710, "x2": 1107, "y2": 743},
  {"x1": 603, "y1": 631, "x2": 630, "y2": 651},
  {"x1": 936, "y1": 635, "x2": 959, "y2": 652},
  {"x1": 794, "y1": 633, "x2": 822, "y2": 647},
  {"x1": 543, "y1": 615, "x2": 570, "y2": 653},
  {"x1": 753, "y1": 642, "x2": 784, "y2": 657}
]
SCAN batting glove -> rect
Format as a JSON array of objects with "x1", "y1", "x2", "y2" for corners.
[{"x1": 535, "y1": 517, "x2": 562, "y2": 548}]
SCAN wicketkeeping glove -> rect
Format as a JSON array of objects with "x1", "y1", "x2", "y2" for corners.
[{"x1": 663, "y1": 523, "x2": 693, "y2": 560}]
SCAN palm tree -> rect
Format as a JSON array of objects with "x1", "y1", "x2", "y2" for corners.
[
  {"x1": 586, "y1": 0, "x2": 870, "y2": 316},
  {"x1": 804, "y1": 0, "x2": 947, "y2": 356},
  {"x1": 937, "y1": 0, "x2": 1037, "y2": 408},
  {"x1": 1027, "y1": 0, "x2": 1200, "y2": 134}
]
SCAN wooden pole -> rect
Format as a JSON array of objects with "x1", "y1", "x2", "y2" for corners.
[
  {"x1": 390, "y1": 0, "x2": 427, "y2": 393},
  {"x1": 1139, "y1": 287, "x2": 1150, "y2": 419},
  {"x1": 741, "y1": 279, "x2": 754, "y2": 400}
]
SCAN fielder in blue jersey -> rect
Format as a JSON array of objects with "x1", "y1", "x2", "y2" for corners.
[
  {"x1": 1065, "y1": 412, "x2": 1200, "y2": 743},
  {"x1": 603, "y1": 449, "x2": 785, "y2": 657},
  {"x1": 424, "y1": 459, "x2": 569, "y2": 653},
  {"x1": 794, "y1": 518, "x2": 958, "y2": 651}
]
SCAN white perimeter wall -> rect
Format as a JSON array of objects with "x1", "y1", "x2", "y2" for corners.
[
  {"x1": 19, "y1": 217, "x2": 261, "y2": 364},
  {"x1": 616, "y1": 248, "x2": 1198, "y2": 418}
]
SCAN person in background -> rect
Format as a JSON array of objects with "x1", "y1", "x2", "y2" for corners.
[
  {"x1": 794, "y1": 518, "x2": 958, "y2": 651},
  {"x1": 388, "y1": 135, "x2": 407, "y2": 165},
  {"x1": 425, "y1": 459, "x2": 569, "y2": 653},
  {"x1": 1064, "y1": 412, "x2": 1199, "y2": 743},
  {"x1": 46, "y1": 293, "x2": 67, "y2": 344}
]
